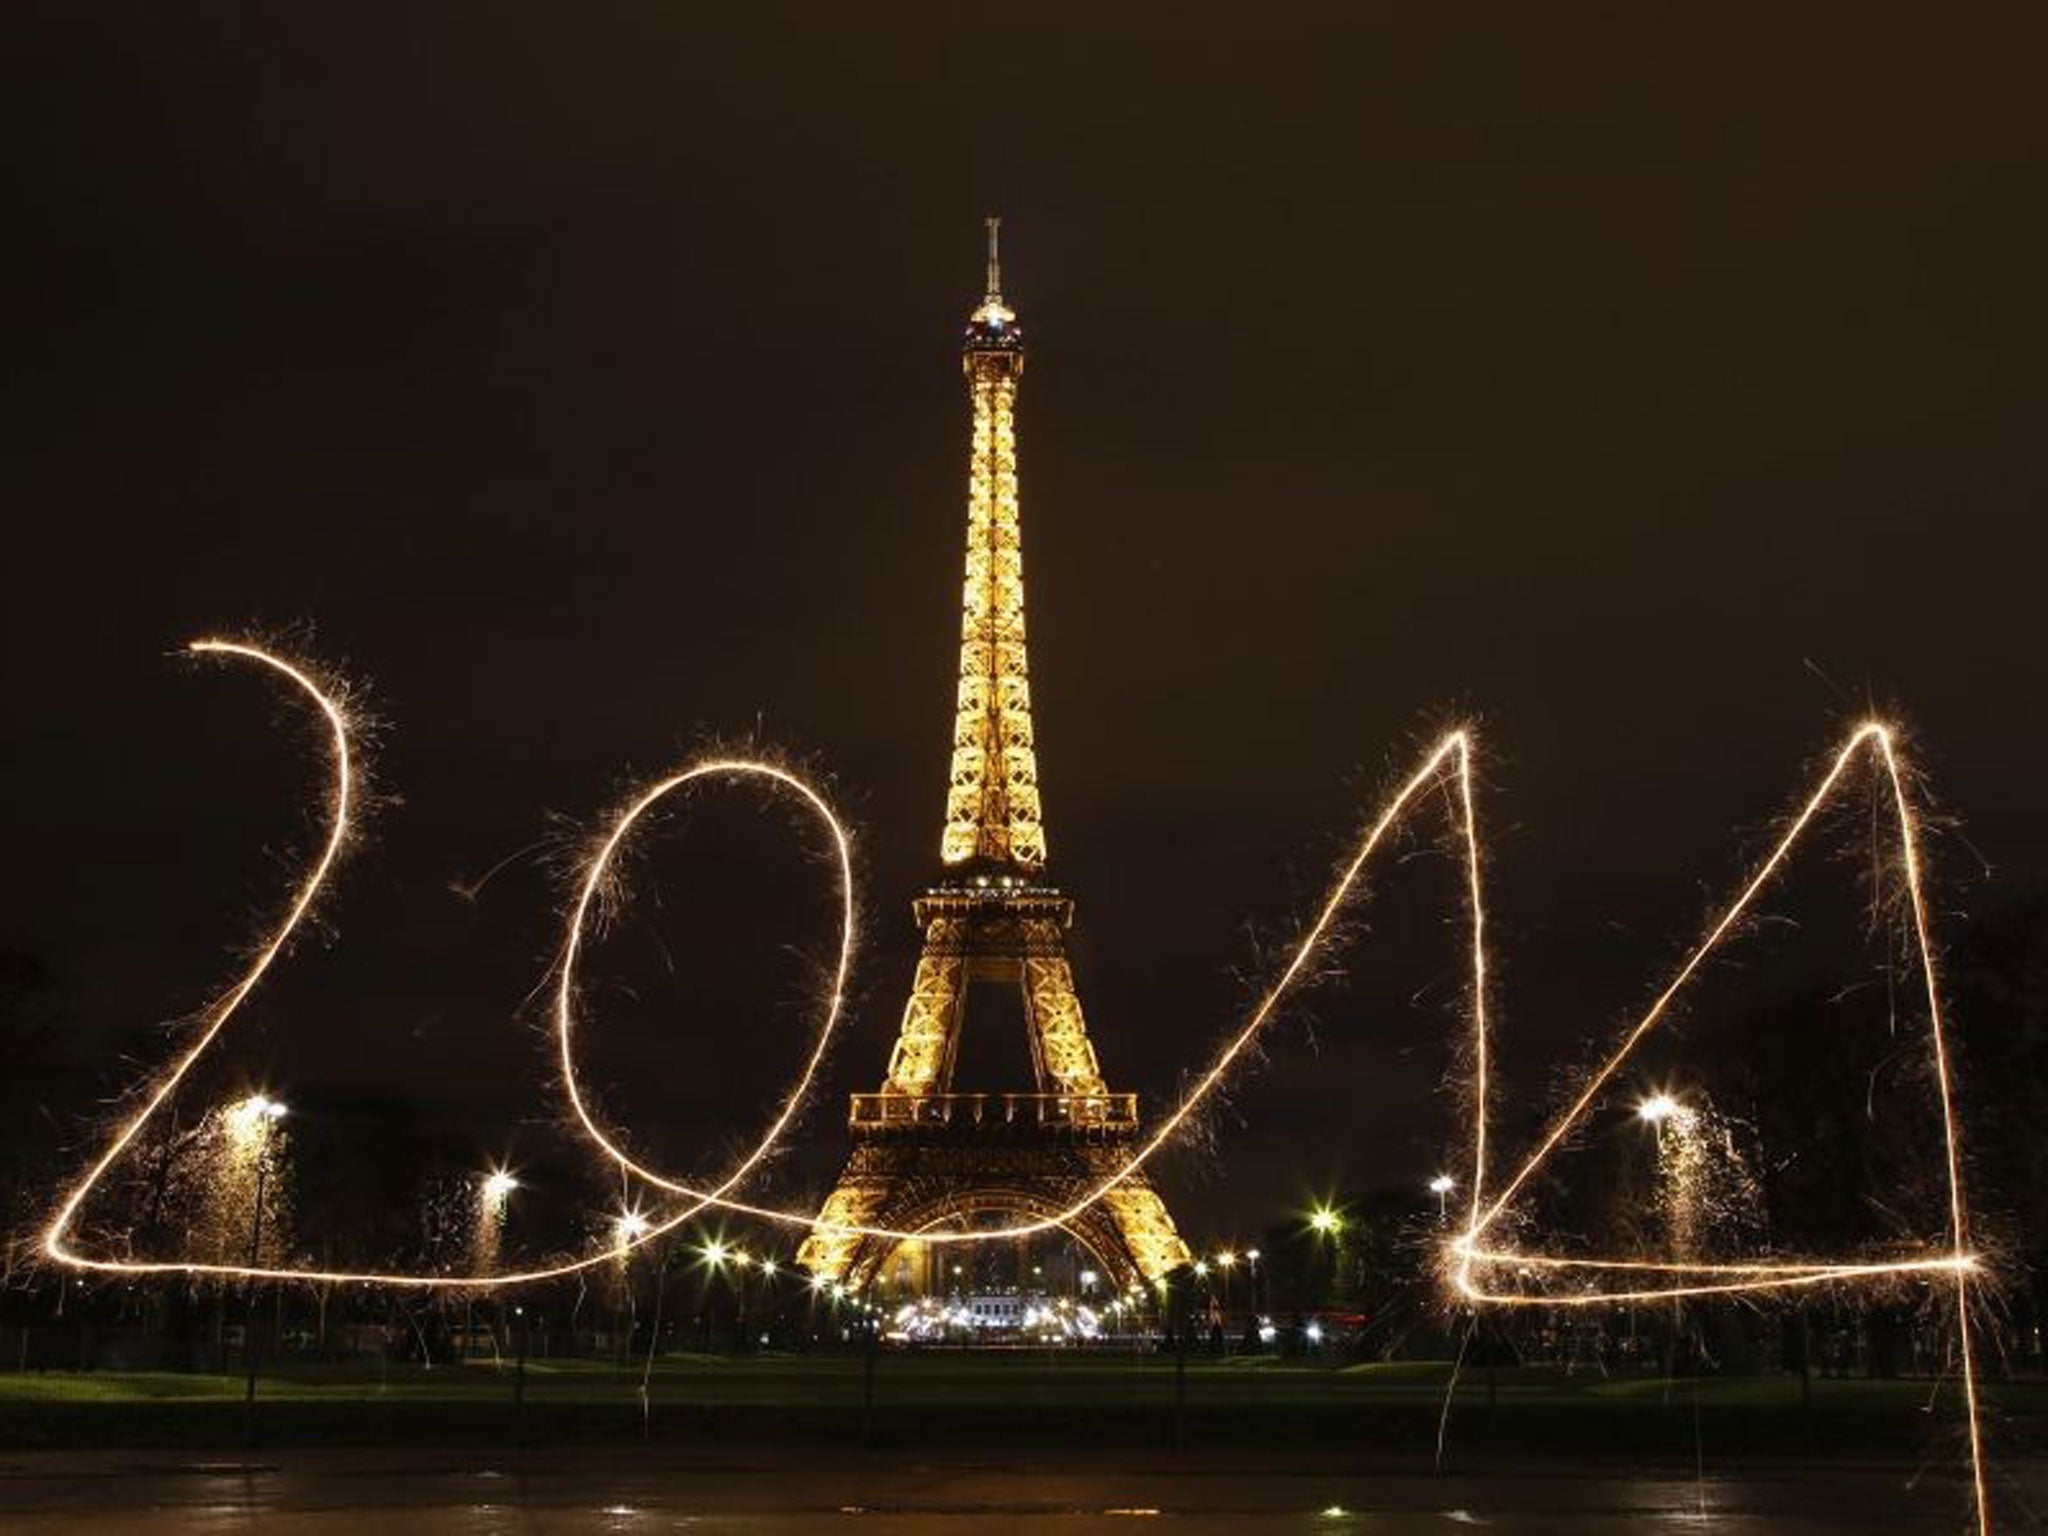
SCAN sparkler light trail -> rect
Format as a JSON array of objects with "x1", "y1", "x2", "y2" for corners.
[
  {"x1": 41, "y1": 638, "x2": 861, "y2": 1293},
  {"x1": 1447, "y1": 722, "x2": 1987, "y2": 1534},
  {"x1": 37, "y1": 641, "x2": 1989, "y2": 1530}
]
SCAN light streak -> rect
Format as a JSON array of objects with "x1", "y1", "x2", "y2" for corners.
[
  {"x1": 45, "y1": 648, "x2": 1485, "y2": 1277},
  {"x1": 36, "y1": 644, "x2": 1988, "y2": 1530},
  {"x1": 1448, "y1": 723, "x2": 1987, "y2": 1534},
  {"x1": 42, "y1": 641, "x2": 353, "y2": 1282},
  {"x1": 38, "y1": 639, "x2": 860, "y2": 1292}
]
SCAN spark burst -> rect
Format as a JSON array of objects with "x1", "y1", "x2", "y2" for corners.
[{"x1": 36, "y1": 642, "x2": 1990, "y2": 1531}]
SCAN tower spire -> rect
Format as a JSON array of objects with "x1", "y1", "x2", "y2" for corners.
[
  {"x1": 946, "y1": 219, "x2": 1041, "y2": 868},
  {"x1": 796, "y1": 230, "x2": 1191, "y2": 1291}
]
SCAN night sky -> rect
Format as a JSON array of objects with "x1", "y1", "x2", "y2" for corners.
[{"x1": 7, "y1": 7, "x2": 2045, "y2": 1250}]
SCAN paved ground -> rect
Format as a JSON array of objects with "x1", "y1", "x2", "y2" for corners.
[{"x1": 0, "y1": 1447, "x2": 2024, "y2": 1532}]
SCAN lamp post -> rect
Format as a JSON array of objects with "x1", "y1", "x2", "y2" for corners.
[
  {"x1": 1637, "y1": 1092, "x2": 1683, "y2": 1137},
  {"x1": 1637, "y1": 1093, "x2": 1695, "y2": 1376},
  {"x1": 614, "y1": 1208, "x2": 650, "y2": 1363},
  {"x1": 472, "y1": 1170, "x2": 517, "y2": 1355},
  {"x1": 237, "y1": 1094, "x2": 286, "y2": 1450},
  {"x1": 730, "y1": 1249, "x2": 751, "y2": 1353},
  {"x1": 1429, "y1": 1174, "x2": 1456, "y2": 1223},
  {"x1": 1308, "y1": 1206, "x2": 1344, "y2": 1314},
  {"x1": 755, "y1": 1257, "x2": 779, "y2": 1348}
]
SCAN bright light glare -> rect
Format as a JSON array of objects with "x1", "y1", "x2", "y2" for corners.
[{"x1": 1637, "y1": 1093, "x2": 1683, "y2": 1126}]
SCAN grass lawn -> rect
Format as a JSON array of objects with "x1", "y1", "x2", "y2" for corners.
[{"x1": 0, "y1": 1354, "x2": 2025, "y2": 1462}]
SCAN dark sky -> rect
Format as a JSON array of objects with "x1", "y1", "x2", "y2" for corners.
[{"x1": 6, "y1": 6, "x2": 2045, "y2": 1252}]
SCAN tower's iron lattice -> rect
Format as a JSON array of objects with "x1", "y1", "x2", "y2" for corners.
[{"x1": 797, "y1": 223, "x2": 1190, "y2": 1290}]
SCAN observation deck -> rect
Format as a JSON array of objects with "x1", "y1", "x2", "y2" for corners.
[{"x1": 848, "y1": 1091, "x2": 1139, "y2": 1141}]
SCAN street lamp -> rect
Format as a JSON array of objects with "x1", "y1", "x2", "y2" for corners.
[
  {"x1": 1307, "y1": 1207, "x2": 1345, "y2": 1315},
  {"x1": 719, "y1": 1248, "x2": 751, "y2": 1351},
  {"x1": 1638, "y1": 1092, "x2": 1684, "y2": 1127},
  {"x1": 232, "y1": 1092, "x2": 287, "y2": 1267},
  {"x1": 235, "y1": 1093, "x2": 286, "y2": 1448},
  {"x1": 1213, "y1": 1250, "x2": 1237, "y2": 1321},
  {"x1": 471, "y1": 1169, "x2": 518, "y2": 1353},
  {"x1": 614, "y1": 1208, "x2": 651, "y2": 1247},
  {"x1": 1428, "y1": 1173, "x2": 1456, "y2": 1221}
]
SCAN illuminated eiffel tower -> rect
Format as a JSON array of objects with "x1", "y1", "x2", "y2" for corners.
[{"x1": 798, "y1": 222, "x2": 1191, "y2": 1291}]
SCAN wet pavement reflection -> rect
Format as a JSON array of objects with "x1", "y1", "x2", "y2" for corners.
[{"x1": 0, "y1": 1447, "x2": 2018, "y2": 1531}]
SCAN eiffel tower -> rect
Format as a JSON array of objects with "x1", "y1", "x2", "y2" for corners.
[{"x1": 797, "y1": 222, "x2": 1190, "y2": 1291}]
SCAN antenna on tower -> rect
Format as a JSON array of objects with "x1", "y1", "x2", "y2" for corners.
[{"x1": 984, "y1": 216, "x2": 1003, "y2": 301}]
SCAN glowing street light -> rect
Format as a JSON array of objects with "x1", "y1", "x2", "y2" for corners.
[
  {"x1": 227, "y1": 1092, "x2": 288, "y2": 1151},
  {"x1": 1637, "y1": 1092, "x2": 1684, "y2": 1127},
  {"x1": 472, "y1": 1168, "x2": 518, "y2": 1277},
  {"x1": 1428, "y1": 1173, "x2": 1456, "y2": 1220},
  {"x1": 234, "y1": 1092, "x2": 286, "y2": 1446},
  {"x1": 614, "y1": 1208, "x2": 651, "y2": 1248},
  {"x1": 1309, "y1": 1206, "x2": 1343, "y2": 1236}
]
